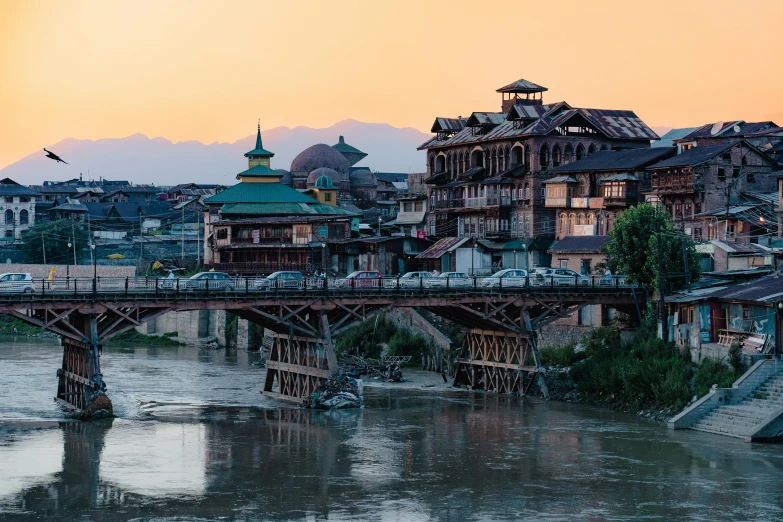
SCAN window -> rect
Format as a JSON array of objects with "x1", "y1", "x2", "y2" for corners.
[
  {"x1": 580, "y1": 260, "x2": 591, "y2": 275},
  {"x1": 325, "y1": 192, "x2": 332, "y2": 202},
  {"x1": 414, "y1": 202, "x2": 423, "y2": 212},
  {"x1": 403, "y1": 202, "x2": 412, "y2": 212},
  {"x1": 576, "y1": 144, "x2": 585, "y2": 161},
  {"x1": 553, "y1": 145, "x2": 562, "y2": 167},
  {"x1": 4, "y1": 209, "x2": 12, "y2": 224},
  {"x1": 216, "y1": 228, "x2": 228, "y2": 240},
  {"x1": 540, "y1": 144, "x2": 550, "y2": 169},
  {"x1": 19, "y1": 209, "x2": 28, "y2": 225},
  {"x1": 722, "y1": 153, "x2": 731, "y2": 163},
  {"x1": 718, "y1": 168, "x2": 726, "y2": 181},
  {"x1": 747, "y1": 171, "x2": 755, "y2": 183},
  {"x1": 674, "y1": 204, "x2": 682, "y2": 218},
  {"x1": 588, "y1": 144, "x2": 596, "y2": 155},
  {"x1": 559, "y1": 260, "x2": 568, "y2": 268},
  {"x1": 695, "y1": 202, "x2": 702, "y2": 214},
  {"x1": 4, "y1": 230, "x2": 11, "y2": 238},
  {"x1": 732, "y1": 167, "x2": 740, "y2": 179}
]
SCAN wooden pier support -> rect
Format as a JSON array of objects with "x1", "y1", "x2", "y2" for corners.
[
  {"x1": 453, "y1": 329, "x2": 540, "y2": 395},
  {"x1": 263, "y1": 311, "x2": 338, "y2": 403},
  {"x1": 55, "y1": 313, "x2": 112, "y2": 416}
]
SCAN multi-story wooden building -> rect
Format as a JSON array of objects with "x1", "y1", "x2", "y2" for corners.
[
  {"x1": 646, "y1": 141, "x2": 778, "y2": 242},
  {"x1": 543, "y1": 147, "x2": 676, "y2": 238},
  {"x1": 419, "y1": 78, "x2": 658, "y2": 242}
]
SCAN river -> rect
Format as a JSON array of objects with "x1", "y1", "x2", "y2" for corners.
[{"x1": 1, "y1": 337, "x2": 782, "y2": 521}]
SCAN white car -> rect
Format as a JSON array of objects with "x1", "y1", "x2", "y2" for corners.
[
  {"x1": 428, "y1": 272, "x2": 473, "y2": 289},
  {"x1": 397, "y1": 271, "x2": 434, "y2": 289},
  {"x1": 480, "y1": 269, "x2": 528, "y2": 288},
  {"x1": 0, "y1": 273, "x2": 34, "y2": 293},
  {"x1": 533, "y1": 268, "x2": 591, "y2": 286}
]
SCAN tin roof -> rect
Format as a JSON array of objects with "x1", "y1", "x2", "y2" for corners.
[
  {"x1": 0, "y1": 178, "x2": 41, "y2": 197},
  {"x1": 431, "y1": 117, "x2": 467, "y2": 133},
  {"x1": 679, "y1": 121, "x2": 778, "y2": 141},
  {"x1": 652, "y1": 127, "x2": 699, "y2": 148},
  {"x1": 416, "y1": 237, "x2": 471, "y2": 259},
  {"x1": 496, "y1": 78, "x2": 548, "y2": 94},
  {"x1": 548, "y1": 235, "x2": 609, "y2": 253},
  {"x1": 220, "y1": 202, "x2": 356, "y2": 216},
  {"x1": 549, "y1": 148, "x2": 676, "y2": 173},
  {"x1": 245, "y1": 125, "x2": 274, "y2": 158},
  {"x1": 205, "y1": 182, "x2": 316, "y2": 205},
  {"x1": 647, "y1": 142, "x2": 735, "y2": 169},
  {"x1": 543, "y1": 175, "x2": 578, "y2": 183}
]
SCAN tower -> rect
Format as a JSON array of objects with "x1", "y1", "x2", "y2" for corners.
[{"x1": 244, "y1": 122, "x2": 275, "y2": 169}]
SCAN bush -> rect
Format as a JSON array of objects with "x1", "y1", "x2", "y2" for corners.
[
  {"x1": 571, "y1": 327, "x2": 692, "y2": 411},
  {"x1": 106, "y1": 330, "x2": 182, "y2": 346},
  {"x1": 693, "y1": 358, "x2": 740, "y2": 399},
  {"x1": 539, "y1": 344, "x2": 586, "y2": 367},
  {"x1": 335, "y1": 315, "x2": 432, "y2": 361}
]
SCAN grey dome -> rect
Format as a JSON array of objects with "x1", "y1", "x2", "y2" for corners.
[
  {"x1": 276, "y1": 169, "x2": 292, "y2": 187},
  {"x1": 349, "y1": 169, "x2": 377, "y2": 187},
  {"x1": 306, "y1": 167, "x2": 341, "y2": 188},
  {"x1": 291, "y1": 144, "x2": 350, "y2": 174}
]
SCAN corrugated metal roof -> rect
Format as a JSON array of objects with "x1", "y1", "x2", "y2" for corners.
[
  {"x1": 652, "y1": 127, "x2": 700, "y2": 147},
  {"x1": 549, "y1": 148, "x2": 676, "y2": 173},
  {"x1": 0, "y1": 179, "x2": 41, "y2": 197},
  {"x1": 543, "y1": 175, "x2": 578, "y2": 183},
  {"x1": 705, "y1": 275, "x2": 783, "y2": 303},
  {"x1": 431, "y1": 118, "x2": 467, "y2": 133},
  {"x1": 496, "y1": 78, "x2": 548, "y2": 93},
  {"x1": 220, "y1": 202, "x2": 356, "y2": 216},
  {"x1": 549, "y1": 235, "x2": 609, "y2": 253},
  {"x1": 467, "y1": 112, "x2": 507, "y2": 127},
  {"x1": 416, "y1": 237, "x2": 471, "y2": 259},
  {"x1": 235, "y1": 164, "x2": 283, "y2": 179},
  {"x1": 648, "y1": 142, "x2": 735, "y2": 169},
  {"x1": 600, "y1": 173, "x2": 640, "y2": 182}
]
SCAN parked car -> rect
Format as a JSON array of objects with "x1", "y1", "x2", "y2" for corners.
[
  {"x1": 181, "y1": 272, "x2": 235, "y2": 291},
  {"x1": 533, "y1": 268, "x2": 591, "y2": 286},
  {"x1": 428, "y1": 272, "x2": 473, "y2": 289},
  {"x1": 334, "y1": 271, "x2": 383, "y2": 289},
  {"x1": 397, "y1": 271, "x2": 434, "y2": 289},
  {"x1": 0, "y1": 273, "x2": 34, "y2": 293},
  {"x1": 254, "y1": 271, "x2": 304, "y2": 290},
  {"x1": 480, "y1": 269, "x2": 528, "y2": 288}
]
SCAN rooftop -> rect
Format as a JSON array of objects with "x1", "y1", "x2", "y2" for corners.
[
  {"x1": 549, "y1": 235, "x2": 609, "y2": 253},
  {"x1": 245, "y1": 124, "x2": 274, "y2": 158},
  {"x1": 205, "y1": 182, "x2": 317, "y2": 205},
  {"x1": 647, "y1": 142, "x2": 736, "y2": 169},
  {"x1": 549, "y1": 147, "x2": 676, "y2": 173},
  {"x1": 495, "y1": 78, "x2": 548, "y2": 94}
]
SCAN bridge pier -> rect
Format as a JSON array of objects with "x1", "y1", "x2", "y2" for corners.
[
  {"x1": 56, "y1": 313, "x2": 112, "y2": 417},
  {"x1": 263, "y1": 310, "x2": 338, "y2": 403},
  {"x1": 453, "y1": 329, "x2": 538, "y2": 394}
]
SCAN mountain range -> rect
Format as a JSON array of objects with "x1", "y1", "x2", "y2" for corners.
[{"x1": 0, "y1": 120, "x2": 431, "y2": 186}]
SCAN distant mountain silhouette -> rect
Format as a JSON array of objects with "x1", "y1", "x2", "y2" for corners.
[{"x1": 0, "y1": 119, "x2": 430, "y2": 186}]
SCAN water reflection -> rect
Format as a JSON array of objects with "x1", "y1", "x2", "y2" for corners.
[{"x1": 2, "y1": 339, "x2": 783, "y2": 520}]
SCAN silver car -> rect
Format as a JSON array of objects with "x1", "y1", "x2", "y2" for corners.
[
  {"x1": 0, "y1": 273, "x2": 34, "y2": 293},
  {"x1": 182, "y1": 272, "x2": 235, "y2": 291},
  {"x1": 428, "y1": 272, "x2": 473, "y2": 289},
  {"x1": 534, "y1": 268, "x2": 591, "y2": 286},
  {"x1": 397, "y1": 271, "x2": 434, "y2": 289},
  {"x1": 254, "y1": 271, "x2": 304, "y2": 290},
  {"x1": 480, "y1": 269, "x2": 528, "y2": 288}
]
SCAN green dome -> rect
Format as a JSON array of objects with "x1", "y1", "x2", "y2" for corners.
[{"x1": 315, "y1": 175, "x2": 335, "y2": 189}]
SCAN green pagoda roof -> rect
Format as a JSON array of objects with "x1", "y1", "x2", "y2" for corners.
[
  {"x1": 204, "y1": 182, "x2": 317, "y2": 205},
  {"x1": 220, "y1": 202, "x2": 357, "y2": 216},
  {"x1": 244, "y1": 124, "x2": 274, "y2": 158},
  {"x1": 332, "y1": 135, "x2": 365, "y2": 155},
  {"x1": 235, "y1": 164, "x2": 282, "y2": 179}
]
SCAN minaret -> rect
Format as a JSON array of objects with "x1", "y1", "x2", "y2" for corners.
[{"x1": 244, "y1": 121, "x2": 274, "y2": 169}]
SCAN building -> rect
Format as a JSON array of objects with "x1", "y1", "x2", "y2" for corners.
[
  {"x1": 394, "y1": 194, "x2": 427, "y2": 238},
  {"x1": 543, "y1": 147, "x2": 676, "y2": 238},
  {"x1": 647, "y1": 141, "x2": 778, "y2": 242},
  {"x1": 0, "y1": 178, "x2": 39, "y2": 239},
  {"x1": 419, "y1": 77, "x2": 658, "y2": 242},
  {"x1": 161, "y1": 183, "x2": 225, "y2": 202},
  {"x1": 203, "y1": 126, "x2": 357, "y2": 274}
]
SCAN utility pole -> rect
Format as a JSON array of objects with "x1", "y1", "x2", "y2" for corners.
[
  {"x1": 71, "y1": 216, "x2": 77, "y2": 266},
  {"x1": 656, "y1": 229, "x2": 667, "y2": 343},
  {"x1": 196, "y1": 207, "x2": 200, "y2": 266},
  {"x1": 41, "y1": 232, "x2": 46, "y2": 264},
  {"x1": 181, "y1": 206, "x2": 185, "y2": 259},
  {"x1": 88, "y1": 215, "x2": 93, "y2": 265},
  {"x1": 139, "y1": 214, "x2": 143, "y2": 260}
]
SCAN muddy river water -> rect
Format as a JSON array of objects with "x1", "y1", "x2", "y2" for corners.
[{"x1": 1, "y1": 338, "x2": 782, "y2": 521}]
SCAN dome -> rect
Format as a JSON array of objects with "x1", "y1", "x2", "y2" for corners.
[
  {"x1": 349, "y1": 169, "x2": 377, "y2": 187},
  {"x1": 291, "y1": 144, "x2": 350, "y2": 174},
  {"x1": 315, "y1": 175, "x2": 335, "y2": 189},
  {"x1": 276, "y1": 169, "x2": 292, "y2": 187},
  {"x1": 306, "y1": 167, "x2": 341, "y2": 188}
]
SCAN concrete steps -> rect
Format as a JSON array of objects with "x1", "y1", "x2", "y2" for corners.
[{"x1": 689, "y1": 371, "x2": 783, "y2": 439}]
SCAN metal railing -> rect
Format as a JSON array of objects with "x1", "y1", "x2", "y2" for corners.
[{"x1": 0, "y1": 274, "x2": 636, "y2": 300}]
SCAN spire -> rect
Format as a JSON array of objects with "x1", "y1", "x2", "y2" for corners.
[
  {"x1": 256, "y1": 120, "x2": 263, "y2": 150},
  {"x1": 244, "y1": 121, "x2": 274, "y2": 161}
]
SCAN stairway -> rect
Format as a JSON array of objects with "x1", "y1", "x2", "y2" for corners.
[{"x1": 691, "y1": 371, "x2": 783, "y2": 439}]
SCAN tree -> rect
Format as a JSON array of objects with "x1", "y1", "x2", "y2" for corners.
[
  {"x1": 20, "y1": 219, "x2": 90, "y2": 265},
  {"x1": 603, "y1": 204, "x2": 700, "y2": 293}
]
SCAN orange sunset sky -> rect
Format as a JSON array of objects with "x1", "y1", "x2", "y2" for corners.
[{"x1": 1, "y1": 0, "x2": 781, "y2": 171}]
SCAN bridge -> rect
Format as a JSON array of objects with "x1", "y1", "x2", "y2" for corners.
[{"x1": 0, "y1": 275, "x2": 645, "y2": 414}]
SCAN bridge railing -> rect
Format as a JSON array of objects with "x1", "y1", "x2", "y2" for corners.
[{"x1": 2, "y1": 274, "x2": 637, "y2": 298}]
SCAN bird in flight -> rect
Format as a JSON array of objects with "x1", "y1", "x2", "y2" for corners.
[{"x1": 43, "y1": 148, "x2": 68, "y2": 164}]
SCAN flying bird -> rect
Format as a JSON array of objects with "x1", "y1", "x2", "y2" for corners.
[{"x1": 43, "y1": 148, "x2": 68, "y2": 164}]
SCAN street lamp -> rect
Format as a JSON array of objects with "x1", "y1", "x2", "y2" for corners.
[
  {"x1": 378, "y1": 216, "x2": 382, "y2": 236},
  {"x1": 472, "y1": 240, "x2": 477, "y2": 276},
  {"x1": 67, "y1": 242, "x2": 72, "y2": 278}
]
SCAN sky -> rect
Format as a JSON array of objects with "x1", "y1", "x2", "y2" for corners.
[{"x1": 1, "y1": 0, "x2": 782, "y2": 171}]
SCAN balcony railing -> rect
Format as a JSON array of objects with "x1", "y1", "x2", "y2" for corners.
[
  {"x1": 603, "y1": 195, "x2": 633, "y2": 207},
  {"x1": 216, "y1": 236, "x2": 312, "y2": 247},
  {"x1": 545, "y1": 197, "x2": 569, "y2": 208},
  {"x1": 213, "y1": 261, "x2": 312, "y2": 274}
]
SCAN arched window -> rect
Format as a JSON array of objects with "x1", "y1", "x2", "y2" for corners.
[
  {"x1": 511, "y1": 146, "x2": 523, "y2": 168},
  {"x1": 564, "y1": 144, "x2": 574, "y2": 164},
  {"x1": 587, "y1": 213, "x2": 594, "y2": 225},
  {"x1": 553, "y1": 145, "x2": 562, "y2": 167},
  {"x1": 471, "y1": 149, "x2": 484, "y2": 168},
  {"x1": 490, "y1": 148, "x2": 498, "y2": 174},
  {"x1": 429, "y1": 155, "x2": 435, "y2": 174},
  {"x1": 4, "y1": 209, "x2": 13, "y2": 225},
  {"x1": 568, "y1": 213, "x2": 576, "y2": 235},
  {"x1": 503, "y1": 146, "x2": 510, "y2": 171},
  {"x1": 559, "y1": 213, "x2": 567, "y2": 235},
  {"x1": 541, "y1": 216, "x2": 550, "y2": 234},
  {"x1": 435, "y1": 155, "x2": 446, "y2": 174},
  {"x1": 4, "y1": 230, "x2": 11, "y2": 238},
  {"x1": 540, "y1": 144, "x2": 550, "y2": 169},
  {"x1": 587, "y1": 144, "x2": 596, "y2": 155},
  {"x1": 577, "y1": 213, "x2": 585, "y2": 225},
  {"x1": 19, "y1": 209, "x2": 28, "y2": 225},
  {"x1": 458, "y1": 152, "x2": 464, "y2": 174},
  {"x1": 579, "y1": 179, "x2": 588, "y2": 197},
  {"x1": 576, "y1": 144, "x2": 585, "y2": 161},
  {"x1": 523, "y1": 182, "x2": 530, "y2": 200}
]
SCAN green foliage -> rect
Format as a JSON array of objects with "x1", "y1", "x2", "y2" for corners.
[
  {"x1": 20, "y1": 219, "x2": 89, "y2": 265},
  {"x1": 106, "y1": 329, "x2": 182, "y2": 346},
  {"x1": 225, "y1": 313, "x2": 238, "y2": 347},
  {"x1": 571, "y1": 327, "x2": 692, "y2": 411},
  {"x1": 539, "y1": 344, "x2": 587, "y2": 367},
  {"x1": 603, "y1": 204, "x2": 700, "y2": 292},
  {"x1": 335, "y1": 315, "x2": 397, "y2": 359},
  {"x1": 387, "y1": 330, "x2": 430, "y2": 361},
  {"x1": 693, "y1": 358, "x2": 741, "y2": 399},
  {"x1": 0, "y1": 316, "x2": 41, "y2": 335},
  {"x1": 162, "y1": 331, "x2": 178, "y2": 338}
]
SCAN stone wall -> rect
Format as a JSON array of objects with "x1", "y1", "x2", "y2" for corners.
[{"x1": 538, "y1": 324, "x2": 592, "y2": 348}]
